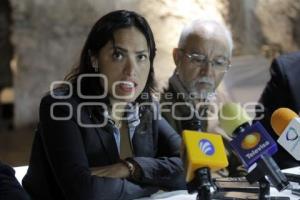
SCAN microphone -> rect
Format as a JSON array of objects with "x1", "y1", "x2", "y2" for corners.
[
  {"x1": 182, "y1": 130, "x2": 229, "y2": 183},
  {"x1": 182, "y1": 127, "x2": 228, "y2": 200},
  {"x1": 219, "y1": 103, "x2": 289, "y2": 191},
  {"x1": 271, "y1": 108, "x2": 300, "y2": 161},
  {"x1": 219, "y1": 103, "x2": 277, "y2": 167}
]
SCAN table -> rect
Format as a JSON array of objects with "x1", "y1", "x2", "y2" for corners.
[{"x1": 14, "y1": 166, "x2": 300, "y2": 199}]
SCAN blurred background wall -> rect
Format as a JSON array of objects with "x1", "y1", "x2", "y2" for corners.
[
  {"x1": 1, "y1": 0, "x2": 300, "y2": 165},
  {"x1": 2, "y1": 0, "x2": 300, "y2": 128}
]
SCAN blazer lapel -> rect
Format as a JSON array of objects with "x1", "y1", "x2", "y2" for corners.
[
  {"x1": 132, "y1": 109, "x2": 155, "y2": 157},
  {"x1": 74, "y1": 95, "x2": 119, "y2": 163},
  {"x1": 94, "y1": 124, "x2": 119, "y2": 163},
  {"x1": 88, "y1": 107, "x2": 119, "y2": 163}
]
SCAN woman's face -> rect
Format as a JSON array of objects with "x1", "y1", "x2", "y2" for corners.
[{"x1": 96, "y1": 27, "x2": 150, "y2": 102}]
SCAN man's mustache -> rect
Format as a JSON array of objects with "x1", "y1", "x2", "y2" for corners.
[{"x1": 192, "y1": 77, "x2": 215, "y2": 88}]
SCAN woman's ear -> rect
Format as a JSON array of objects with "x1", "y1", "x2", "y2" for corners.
[
  {"x1": 92, "y1": 60, "x2": 99, "y2": 73},
  {"x1": 89, "y1": 52, "x2": 99, "y2": 72}
]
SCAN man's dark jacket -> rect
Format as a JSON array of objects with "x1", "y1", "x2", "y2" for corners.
[{"x1": 257, "y1": 51, "x2": 300, "y2": 169}]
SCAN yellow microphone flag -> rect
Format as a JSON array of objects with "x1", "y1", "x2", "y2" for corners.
[{"x1": 182, "y1": 130, "x2": 229, "y2": 182}]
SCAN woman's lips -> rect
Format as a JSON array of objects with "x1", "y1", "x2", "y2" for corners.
[{"x1": 118, "y1": 81, "x2": 137, "y2": 93}]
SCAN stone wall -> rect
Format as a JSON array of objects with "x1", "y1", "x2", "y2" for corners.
[
  {"x1": 11, "y1": 0, "x2": 116, "y2": 126},
  {"x1": 11, "y1": 0, "x2": 227, "y2": 127},
  {"x1": 226, "y1": 0, "x2": 265, "y2": 55},
  {"x1": 137, "y1": 0, "x2": 228, "y2": 87},
  {"x1": 256, "y1": 0, "x2": 300, "y2": 53},
  {"x1": 9, "y1": 0, "x2": 300, "y2": 127}
]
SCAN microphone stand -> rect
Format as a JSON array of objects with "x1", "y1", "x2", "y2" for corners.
[
  {"x1": 183, "y1": 102, "x2": 273, "y2": 199},
  {"x1": 211, "y1": 176, "x2": 292, "y2": 200},
  {"x1": 245, "y1": 154, "x2": 290, "y2": 200},
  {"x1": 246, "y1": 154, "x2": 289, "y2": 189},
  {"x1": 183, "y1": 112, "x2": 216, "y2": 200},
  {"x1": 184, "y1": 123, "x2": 286, "y2": 199},
  {"x1": 209, "y1": 156, "x2": 291, "y2": 199},
  {"x1": 259, "y1": 178, "x2": 270, "y2": 200},
  {"x1": 194, "y1": 167, "x2": 214, "y2": 200}
]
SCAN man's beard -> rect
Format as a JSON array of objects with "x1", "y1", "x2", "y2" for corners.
[{"x1": 186, "y1": 76, "x2": 216, "y2": 101}]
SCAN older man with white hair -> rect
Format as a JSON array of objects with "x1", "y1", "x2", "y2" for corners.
[
  {"x1": 161, "y1": 20, "x2": 233, "y2": 132},
  {"x1": 160, "y1": 20, "x2": 244, "y2": 176}
]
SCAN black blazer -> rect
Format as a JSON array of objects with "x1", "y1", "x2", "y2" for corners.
[
  {"x1": 0, "y1": 162, "x2": 30, "y2": 200},
  {"x1": 257, "y1": 51, "x2": 300, "y2": 169},
  {"x1": 22, "y1": 90, "x2": 185, "y2": 200}
]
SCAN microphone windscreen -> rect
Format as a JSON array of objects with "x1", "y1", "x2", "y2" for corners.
[
  {"x1": 219, "y1": 103, "x2": 251, "y2": 136},
  {"x1": 271, "y1": 108, "x2": 298, "y2": 136}
]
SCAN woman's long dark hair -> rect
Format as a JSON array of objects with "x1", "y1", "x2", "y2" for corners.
[{"x1": 64, "y1": 10, "x2": 157, "y2": 104}]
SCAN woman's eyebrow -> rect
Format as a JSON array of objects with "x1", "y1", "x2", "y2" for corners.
[
  {"x1": 112, "y1": 46, "x2": 127, "y2": 52},
  {"x1": 111, "y1": 46, "x2": 148, "y2": 54},
  {"x1": 136, "y1": 50, "x2": 148, "y2": 54}
]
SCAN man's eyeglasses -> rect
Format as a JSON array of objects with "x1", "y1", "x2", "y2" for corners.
[{"x1": 179, "y1": 49, "x2": 231, "y2": 72}]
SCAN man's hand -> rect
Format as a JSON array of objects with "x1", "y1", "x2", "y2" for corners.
[{"x1": 90, "y1": 162, "x2": 130, "y2": 179}]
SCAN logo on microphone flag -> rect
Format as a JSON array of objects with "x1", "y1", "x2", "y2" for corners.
[
  {"x1": 241, "y1": 132, "x2": 261, "y2": 150},
  {"x1": 230, "y1": 121, "x2": 277, "y2": 168},
  {"x1": 182, "y1": 130, "x2": 228, "y2": 182},
  {"x1": 286, "y1": 127, "x2": 298, "y2": 141},
  {"x1": 278, "y1": 118, "x2": 300, "y2": 160},
  {"x1": 199, "y1": 139, "x2": 215, "y2": 156}
]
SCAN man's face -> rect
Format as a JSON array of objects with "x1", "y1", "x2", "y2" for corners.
[{"x1": 174, "y1": 33, "x2": 231, "y2": 98}]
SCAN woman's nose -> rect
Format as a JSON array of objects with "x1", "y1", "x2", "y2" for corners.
[{"x1": 124, "y1": 59, "x2": 136, "y2": 77}]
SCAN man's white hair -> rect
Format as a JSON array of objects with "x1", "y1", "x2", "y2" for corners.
[{"x1": 178, "y1": 20, "x2": 234, "y2": 56}]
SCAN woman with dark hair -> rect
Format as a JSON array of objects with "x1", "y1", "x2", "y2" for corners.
[{"x1": 22, "y1": 10, "x2": 185, "y2": 200}]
